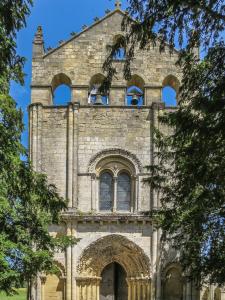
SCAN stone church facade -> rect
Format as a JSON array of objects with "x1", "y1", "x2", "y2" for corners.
[{"x1": 29, "y1": 2, "x2": 224, "y2": 300}]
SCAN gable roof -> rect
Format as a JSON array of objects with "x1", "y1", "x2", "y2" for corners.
[{"x1": 43, "y1": 8, "x2": 126, "y2": 58}]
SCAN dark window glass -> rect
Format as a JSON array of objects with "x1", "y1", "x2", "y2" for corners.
[
  {"x1": 100, "y1": 172, "x2": 113, "y2": 211},
  {"x1": 117, "y1": 173, "x2": 131, "y2": 211}
]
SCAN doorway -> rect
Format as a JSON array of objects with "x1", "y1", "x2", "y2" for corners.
[{"x1": 100, "y1": 262, "x2": 128, "y2": 300}]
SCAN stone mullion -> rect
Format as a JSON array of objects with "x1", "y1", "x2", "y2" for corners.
[{"x1": 73, "y1": 103, "x2": 79, "y2": 208}]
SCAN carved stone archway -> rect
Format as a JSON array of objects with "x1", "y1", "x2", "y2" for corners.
[
  {"x1": 88, "y1": 148, "x2": 142, "y2": 174},
  {"x1": 76, "y1": 234, "x2": 151, "y2": 300}
]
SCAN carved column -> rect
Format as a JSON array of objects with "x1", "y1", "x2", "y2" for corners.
[
  {"x1": 137, "y1": 280, "x2": 141, "y2": 300},
  {"x1": 96, "y1": 279, "x2": 100, "y2": 300},
  {"x1": 128, "y1": 278, "x2": 151, "y2": 300},
  {"x1": 127, "y1": 280, "x2": 132, "y2": 300},
  {"x1": 113, "y1": 176, "x2": 117, "y2": 212},
  {"x1": 76, "y1": 277, "x2": 101, "y2": 300}
]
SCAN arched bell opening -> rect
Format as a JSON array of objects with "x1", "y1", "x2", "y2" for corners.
[
  {"x1": 162, "y1": 74, "x2": 180, "y2": 107},
  {"x1": 126, "y1": 75, "x2": 145, "y2": 106},
  {"x1": 51, "y1": 73, "x2": 72, "y2": 105},
  {"x1": 88, "y1": 73, "x2": 109, "y2": 105},
  {"x1": 100, "y1": 262, "x2": 128, "y2": 300}
]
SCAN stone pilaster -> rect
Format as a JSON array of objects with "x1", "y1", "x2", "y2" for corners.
[
  {"x1": 67, "y1": 103, "x2": 74, "y2": 207},
  {"x1": 73, "y1": 103, "x2": 79, "y2": 208},
  {"x1": 29, "y1": 103, "x2": 43, "y2": 172}
]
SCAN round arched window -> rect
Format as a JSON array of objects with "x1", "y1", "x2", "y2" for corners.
[
  {"x1": 99, "y1": 172, "x2": 113, "y2": 211},
  {"x1": 117, "y1": 172, "x2": 131, "y2": 211}
]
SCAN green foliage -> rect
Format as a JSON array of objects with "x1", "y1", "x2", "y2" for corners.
[
  {"x1": 151, "y1": 44, "x2": 225, "y2": 285},
  {"x1": 0, "y1": 1, "x2": 75, "y2": 296},
  {"x1": 0, "y1": 0, "x2": 33, "y2": 88},
  {"x1": 103, "y1": 0, "x2": 225, "y2": 286},
  {"x1": 0, "y1": 288, "x2": 27, "y2": 300}
]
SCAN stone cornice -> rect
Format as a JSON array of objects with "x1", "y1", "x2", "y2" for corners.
[{"x1": 61, "y1": 212, "x2": 151, "y2": 224}]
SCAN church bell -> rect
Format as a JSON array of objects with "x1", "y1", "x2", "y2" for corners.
[{"x1": 94, "y1": 94, "x2": 103, "y2": 105}]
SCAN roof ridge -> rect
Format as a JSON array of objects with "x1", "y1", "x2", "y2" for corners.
[{"x1": 43, "y1": 8, "x2": 125, "y2": 58}]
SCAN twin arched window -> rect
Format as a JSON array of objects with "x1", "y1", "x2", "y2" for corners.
[{"x1": 99, "y1": 172, "x2": 131, "y2": 212}]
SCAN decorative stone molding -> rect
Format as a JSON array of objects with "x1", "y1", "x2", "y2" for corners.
[
  {"x1": 88, "y1": 148, "x2": 142, "y2": 173},
  {"x1": 77, "y1": 234, "x2": 150, "y2": 278}
]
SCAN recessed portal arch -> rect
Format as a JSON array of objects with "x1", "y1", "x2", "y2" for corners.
[
  {"x1": 162, "y1": 263, "x2": 183, "y2": 300},
  {"x1": 76, "y1": 234, "x2": 151, "y2": 300}
]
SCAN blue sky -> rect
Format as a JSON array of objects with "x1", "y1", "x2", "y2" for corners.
[{"x1": 10, "y1": 0, "x2": 175, "y2": 150}]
